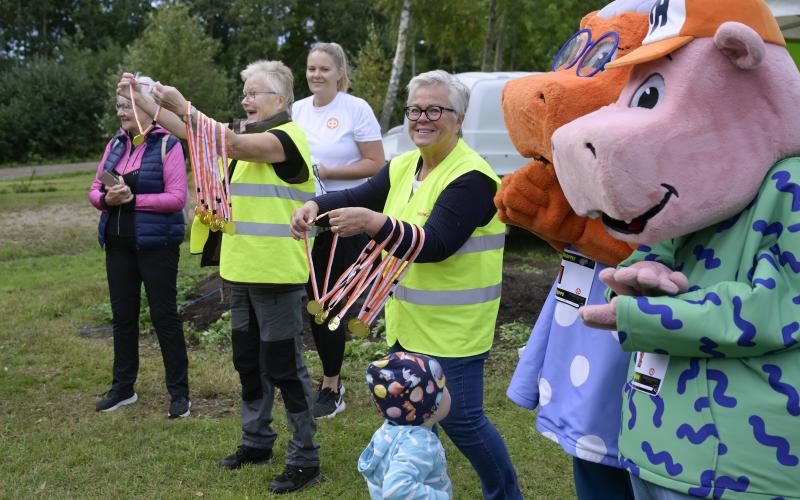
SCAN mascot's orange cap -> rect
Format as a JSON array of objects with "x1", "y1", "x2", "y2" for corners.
[{"x1": 606, "y1": 0, "x2": 784, "y2": 69}]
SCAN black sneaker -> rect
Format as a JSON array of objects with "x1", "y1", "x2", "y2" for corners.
[
  {"x1": 218, "y1": 445, "x2": 273, "y2": 470},
  {"x1": 95, "y1": 391, "x2": 138, "y2": 412},
  {"x1": 313, "y1": 384, "x2": 345, "y2": 419},
  {"x1": 168, "y1": 397, "x2": 191, "y2": 419},
  {"x1": 268, "y1": 465, "x2": 322, "y2": 494}
]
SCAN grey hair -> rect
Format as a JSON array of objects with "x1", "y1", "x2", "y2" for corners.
[
  {"x1": 135, "y1": 75, "x2": 157, "y2": 95},
  {"x1": 240, "y1": 60, "x2": 295, "y2": 110},
  {"x1": 406, "y1": 70, "x2": 469, "y2": 116},
  {"x1": 309, "y1": 42, "x2": 350, "y2": 92}
]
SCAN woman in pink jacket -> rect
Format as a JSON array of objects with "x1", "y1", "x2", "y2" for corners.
[{"x1": 88, "y1": 76, "x2": 190, "y2": 418}]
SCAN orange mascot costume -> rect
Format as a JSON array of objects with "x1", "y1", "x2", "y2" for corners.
[{"x1": 500, "y1": 1, "x2": 652, "y2": 498}]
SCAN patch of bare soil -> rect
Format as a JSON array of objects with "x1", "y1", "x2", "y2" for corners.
[{"x1": 180, "y1": 256, "x2": 560, "y2": 348}]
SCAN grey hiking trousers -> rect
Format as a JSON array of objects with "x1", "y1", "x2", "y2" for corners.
[{"x1": 230, "y1": 285, "x2": 319, "y2": 467}]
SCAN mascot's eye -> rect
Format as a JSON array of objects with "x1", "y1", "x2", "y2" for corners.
[{"x1": 629, "y1": 74, "x2": 665, "y2": 109}]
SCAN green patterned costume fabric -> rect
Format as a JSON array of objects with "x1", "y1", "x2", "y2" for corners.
[{"x1": 612, "y1": 158, "x2": 800, "y2": 498}]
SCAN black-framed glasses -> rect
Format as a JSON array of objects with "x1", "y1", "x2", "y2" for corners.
[
  {"x1": 404, "y1": 105, "x2": 456, "y2": 122},
  {"x1": 241, "y1": 91, "x2": 278, "y2": 101},
  {"x1": 552, "y1": 29, "x2": 620, "y2": 78}
]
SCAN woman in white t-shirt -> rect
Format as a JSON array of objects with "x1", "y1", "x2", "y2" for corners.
[{"x1": 292, "y1": 42, "x2": 384, "y2": 419}]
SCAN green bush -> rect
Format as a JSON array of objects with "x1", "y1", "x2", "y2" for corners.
[{"x1": 0, "y1": 57, "x2": 106, "y2": 164}]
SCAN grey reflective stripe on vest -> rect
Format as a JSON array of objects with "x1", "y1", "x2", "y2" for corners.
[
  {"x1": 453, "y1": 233, "x2": 505, "y2": 255},
  {"x1": 231, "y1": 183, "x2": 315, "y2": 202},
  {"x1": 233, "y1": 221, "x2": 293, "y2": 237},
  {"x1": 394, "y1": 283, "x2": 502, "y2": 306}
]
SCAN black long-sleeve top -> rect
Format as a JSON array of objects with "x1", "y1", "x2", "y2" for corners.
[{"x1": 314, "y1": 159, "x2": 498, "y2": 263}]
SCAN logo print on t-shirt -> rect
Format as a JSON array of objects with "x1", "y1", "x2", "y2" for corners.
[{"x1": 326, "y1": 117, "x2": 339, "y2": 129}]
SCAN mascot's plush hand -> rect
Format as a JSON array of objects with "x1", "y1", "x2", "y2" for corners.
[
  {"x1": 578, "y1": 262, "x2": 688, "y2": 330},
  {"x1": 496, "y1": 159, "x2": 569, "y2": 251},
  {"x1": 600, "y1": 262, "x2": 688, "y2": 296}
]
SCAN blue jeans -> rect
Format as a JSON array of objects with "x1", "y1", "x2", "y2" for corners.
[
  {"x1": 629, "y1": 476, "x2": 697, "y2": 500},
  {"x1": 391, "y1": 343, "x2": 522, "y2": 500}
]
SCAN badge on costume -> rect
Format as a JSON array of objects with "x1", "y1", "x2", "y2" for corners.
[
  {"x1": 326, "y1": 117, "x2": 339, "y2": 129},
  {"x1": 555, "y1": 249, "x2": 595, "y2": 308},
  {"x1": 630, "y1": 351, "x2": 670, "y2": 396}
]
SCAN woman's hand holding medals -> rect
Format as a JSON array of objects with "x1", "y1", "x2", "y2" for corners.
[
  {"x1": 327, "y1": 207, "x2": 386, "y2": 238},
  {"x1": 290, "y1": 201, "x2": 320, "y2": 239},
  {"x1": 149, "y1": 84, "x2": 187, "y2": 120},
  {"x1": 296, "y1": 206, "x2": 426, "y2": 338}
]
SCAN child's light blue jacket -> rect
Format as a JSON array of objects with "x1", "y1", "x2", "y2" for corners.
[{"x1": 358, "y1": 421, "x2": 451, "y2": 499}]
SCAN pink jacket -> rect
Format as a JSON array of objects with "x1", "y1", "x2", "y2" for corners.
[{"x1": 88, "y1": 128, "x2": 187, "y2": 213}]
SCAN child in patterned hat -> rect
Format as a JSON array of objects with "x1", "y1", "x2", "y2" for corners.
[{"x1": 358, "y1": 352, "x2": 452, "y2": 499}]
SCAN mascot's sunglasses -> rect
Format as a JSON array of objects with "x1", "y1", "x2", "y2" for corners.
[{"x1": 552, "y1": 29, "x2": 620, "y2": 77}]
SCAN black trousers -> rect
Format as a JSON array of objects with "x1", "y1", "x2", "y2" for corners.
[
  {"x1": 306, "y1": 230, "x2": 371, "y2": 378},
  {"x1": 105, "y1": 236, "x2": 189, "y2": 399}
]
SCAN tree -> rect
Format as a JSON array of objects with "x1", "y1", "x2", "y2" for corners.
[
  {"x1": 120, "y1": 4, "x2": 233, "y2": 120},
  {"x1": 0, "y1": 55, "x2": 105, "y2": 163},
  {"x1": 0, "y1": 0, "x2": 153, "y2": 65},
  {"x1": 503, "y1": 0, "x2": 609, "y2": 72},
  {"x1": 481, "y1": 0, "x2": 497, "y2": 71},
  {"x1": 351, "y1": 24, "x2": 391, "y2": 117},
  {"x1": 380, "y1": 0, "x2": 411, "y2": 133}
]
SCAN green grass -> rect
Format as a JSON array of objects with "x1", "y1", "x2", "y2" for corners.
[
  {"x1": 0, "y1": 156, "x2": 96, "y2": 169},
  {"x1": 0, "y1": 173, "x2": 576, "y2": 498}
]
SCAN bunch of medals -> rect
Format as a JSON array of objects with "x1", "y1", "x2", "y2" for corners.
[
  {"x1": 304, "y1": 217, "x2": 425, "y2": 337},
  {"x1": 183, "y1": 101, "x2": 234, "y2": 234}
]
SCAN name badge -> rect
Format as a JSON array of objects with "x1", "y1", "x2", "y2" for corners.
[
  {"x1": 555, "y1": 249, "x2": 595, "y2": 308},
  {"x1": 630, "y1": 351, "x2": 670, "y2": 396}
]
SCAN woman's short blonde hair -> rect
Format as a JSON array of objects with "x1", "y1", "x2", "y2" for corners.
[
  {"x1": 309, "y1": 42, "x2": 350, "y2": 92},
  {"x1": 240, "y1": 60, "x2": 295, "y2": 110}
]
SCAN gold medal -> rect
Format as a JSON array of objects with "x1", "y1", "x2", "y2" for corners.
[
  {"x1": 328, "y1": 316, "x2": 341, "y2": 331},
  {"x1": 306, "y1": 300, "x2": 322, "y2": 315},
  {"x1": 222, "y1": 221, "x2": 236, "y2": 235},
  {"x1": 133, "y1": 134, "x2": 145, "y2": 146},
  {"x1": 314, "y1": 312, "x2": 326, "y2": 325},
  {"x1": 348, "y1": 318, "x2": 370, "y2": 338}
]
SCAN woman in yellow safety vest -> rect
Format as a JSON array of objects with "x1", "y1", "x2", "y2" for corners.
[
  {"x1": 290, "y1": 70, "x2": 522, "y2": 500},
  {"x1": 119, "y1": 61, "x2": 321, "y2": 494}
]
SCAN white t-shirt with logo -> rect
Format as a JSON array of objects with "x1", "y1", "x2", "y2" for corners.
[{"x1": 292, "y1": 92, "x2": 382, "y2": 193}]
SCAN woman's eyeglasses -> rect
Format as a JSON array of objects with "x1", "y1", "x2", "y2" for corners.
[
  {"x1": 552, "y1": 29, "x2": 620, "y2": 78},
  {"x1": 404, "y1": 105, "x2": 456, "y2": 122},
  {"x1": 242, "y1": 91, "x2": 278, "y2": 101}
]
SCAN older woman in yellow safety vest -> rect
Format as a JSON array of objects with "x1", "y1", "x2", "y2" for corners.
[
  {"x1": 119, "y1": 61, "x2": 322, "y2": 494},
  {"x1": 290, "y1": 70, "x2": 522, "y2": 500}
]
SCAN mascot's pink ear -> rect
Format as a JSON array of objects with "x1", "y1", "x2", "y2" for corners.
[{"x1": 714, "y1": 21, "x2": 765, "y2": 70}]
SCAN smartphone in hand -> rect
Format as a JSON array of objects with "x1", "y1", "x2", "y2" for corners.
[{"x1": 100, "y1": 170, "x2": 121, "y2": 188}]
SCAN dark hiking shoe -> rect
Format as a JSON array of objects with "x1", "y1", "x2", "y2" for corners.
[
  {"x1": 95, "y1": 391, "x2": 138, "y2": 412},
  {"x1": 268, "y1": 465, "x2": 322, "y2": 494},
  {"x1": 168, "y1": 397, "x2": 191, "y2": 419},
  {"x1": 218, "y1": 445, "x2": 273, "y2": 469},
  {"x1": 313, "y1": 383, "x2": 345, "y2": 419}
]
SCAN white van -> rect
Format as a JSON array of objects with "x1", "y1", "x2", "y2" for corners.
[{"x1": 381, "y1": 71, "x2": 537, "y2": 177}]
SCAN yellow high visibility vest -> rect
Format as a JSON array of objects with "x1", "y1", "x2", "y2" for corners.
[
  {"x1": 217, "y1": 121, "x2": 314, "y2": 284},
  {"x1": 382, "y1": 139, "x2": 505, "y2": 357}
]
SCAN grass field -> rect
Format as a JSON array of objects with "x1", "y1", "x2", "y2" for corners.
[{"x1": 0, "y1": 169, "x2": 576, "y2": 499}]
